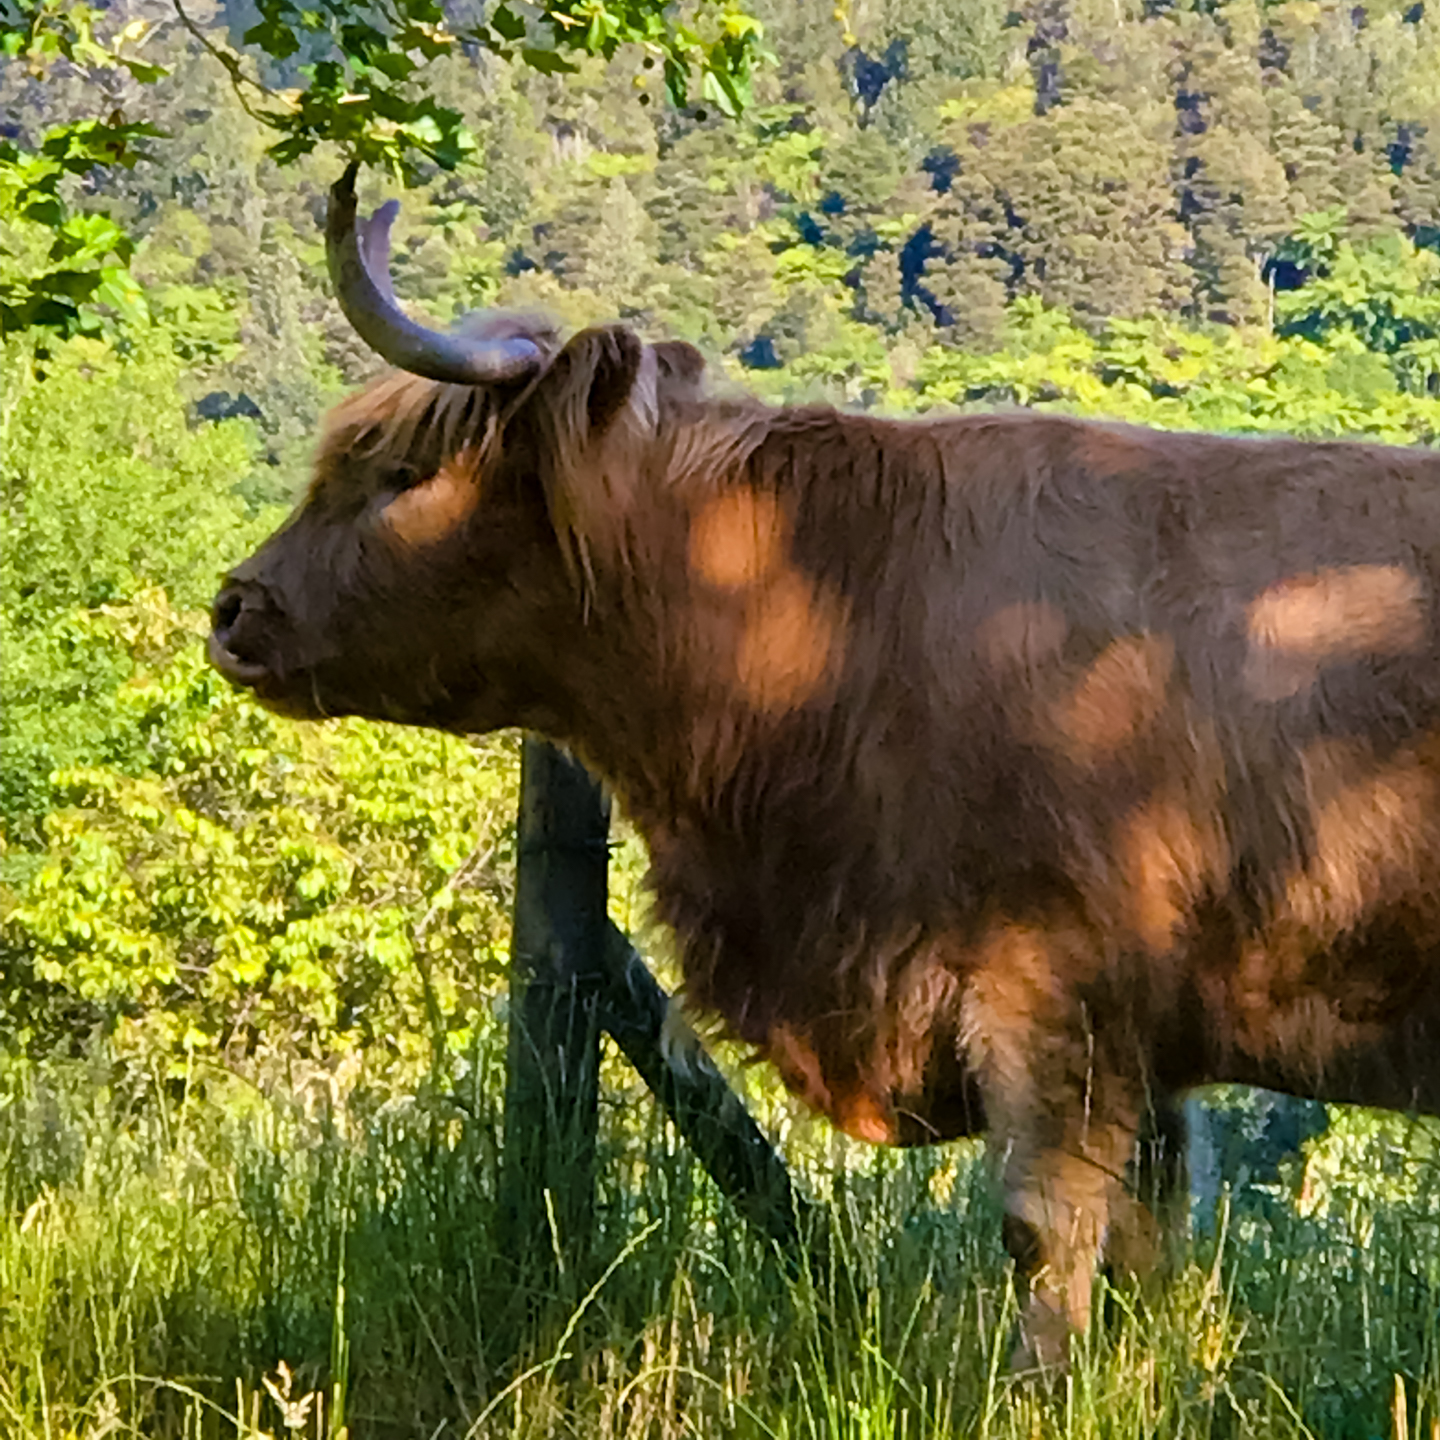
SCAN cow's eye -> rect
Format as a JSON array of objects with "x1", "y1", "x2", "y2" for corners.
[{"x1": 366, "y1": 466, "x2": 419, "y2": 520}]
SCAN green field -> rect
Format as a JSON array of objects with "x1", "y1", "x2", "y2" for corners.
[{"x1": 3, "y1": 1047, "x2": 1440, "y2": 1438}]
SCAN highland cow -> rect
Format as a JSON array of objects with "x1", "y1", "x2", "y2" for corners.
[{"x1": 211, "y1": 165, "x2": 1440, "y2": 1365}]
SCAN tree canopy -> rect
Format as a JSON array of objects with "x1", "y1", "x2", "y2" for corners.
[{"x1": 0, "y1": 0, "x2": 767, "y2": 333}]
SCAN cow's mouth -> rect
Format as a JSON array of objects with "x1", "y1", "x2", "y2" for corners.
[
  {"x1": 208, "y1": 580, "x2": 486, "y2": 729},
  {"x1": 207, "y1": 632, "x2": 330, "y2": 719},
  {"x1": 209, "y1": 581, "x2": 320, "y2": 708},
  {"x1": 207, "y1": 630, "x2": 271, "y2": 688}
]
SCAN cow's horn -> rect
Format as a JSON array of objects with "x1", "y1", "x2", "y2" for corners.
[{"x1": 326, "y1": 162, "x2": 542, "y2": 384}]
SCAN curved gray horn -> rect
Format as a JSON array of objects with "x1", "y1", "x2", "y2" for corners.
[{"x1": 326, "y1": 162, "x2": 543, "y2": 384}]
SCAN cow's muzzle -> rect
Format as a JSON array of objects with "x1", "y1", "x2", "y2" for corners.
[{"x1": 209, "y1": 580, "x2": 283, "y2": 688}]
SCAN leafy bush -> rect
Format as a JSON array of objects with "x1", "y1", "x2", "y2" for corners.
[
  {"x1": 1, "y1": 329, "x2": 272, "y2": 837},
  {"x1": 1, "y1": 586, "x2": 521, "y2": 1070}
]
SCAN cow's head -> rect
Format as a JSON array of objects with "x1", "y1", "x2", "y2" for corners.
[{"x1": 209, "y1": 163, "x2": 704, "y2": 734}]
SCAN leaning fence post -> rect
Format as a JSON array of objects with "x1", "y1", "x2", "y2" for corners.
[
  {"x1": 499, "y1": 737, "x2": 610, "y2": 1292},
  {"x1": 597, "y1": 921, "x2": 809, "y2": 1251}
]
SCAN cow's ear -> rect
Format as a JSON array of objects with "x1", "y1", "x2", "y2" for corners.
[
  {"x1": 522, "y1": 325, "x2": 653, "y2": 582},
  {"x1": 653, "y1": 339, "x2": 706, "y2": 395},
  {"x1": 587, "y1": 327, "x2": 647, "y2": 433},
  {"x1": 540, "y1": 324, "x2": 646, "y2": 440},
  {"x1": 650, "y1": 340, "x2": 707, "y2": 416}
]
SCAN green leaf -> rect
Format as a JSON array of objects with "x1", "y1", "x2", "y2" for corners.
[
  {"x1": 490, "y1": 4, "x2": 526, "y2": 42},
  {"x1": 663, "y1": 55, "x2": 688, "y2": 108},
  {"x1": 117, "y1": 56, "x2": 168, "y2": 83},
  {"x1": 369, "y1": 49, "x2": 417, "y2": 81},
  {"x1": 20, "y1": 195, "x2": 65, "y2": 227},
  {"x1": 519, "y1": 44, "x2": 578, "y2": 75},
  {"x1": 242, "y1": 18, "x2": 300, "y2": 61},
  {"x1": 93, "y1": 266, "x2": 147, "y2": 324},
  {"x1": 702, "y1": 63, "x2": 744, "y2": 120}
]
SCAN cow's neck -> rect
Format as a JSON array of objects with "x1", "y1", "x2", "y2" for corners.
[
  {"x1": 529, "y1": 578, "x2": 924, "y2": 1048},
  {"x1": 514, "y1": 410, "x2": 1005, "y2": 1038}
]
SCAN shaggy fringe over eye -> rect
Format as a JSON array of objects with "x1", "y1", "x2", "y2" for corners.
[{"x1": 317, "y1": 314, "x2": 769, "y2": 607}]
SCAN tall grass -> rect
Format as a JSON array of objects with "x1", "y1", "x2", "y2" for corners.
[{"x1": 2, "y1": 1044, "x2": 1439, "y2": 1438}]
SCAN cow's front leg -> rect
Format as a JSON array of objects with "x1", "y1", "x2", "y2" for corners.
[
  {"x1": 993, "y1": 1082, "x2": 1145, "y2": 1368},
  {"x1": 961, "y1": 920, "x2": 1157, "y2": 1368}
]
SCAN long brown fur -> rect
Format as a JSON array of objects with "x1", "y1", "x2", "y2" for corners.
[{"x1": 212, "y1": 319, "x2": 1440, "y2": 1366}]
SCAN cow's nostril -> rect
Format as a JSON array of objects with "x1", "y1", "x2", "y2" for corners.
[
  {"x1": 210, "y1": 583, "x2": 277, "y2": 682},
  {"x1": 213, "y1": 588, "x2": 244, "y2": 635}
]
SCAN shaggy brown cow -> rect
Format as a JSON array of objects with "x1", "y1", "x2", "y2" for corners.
[{"x1": 211, "y1": 166, "x2": 1440, "y2": 1365}]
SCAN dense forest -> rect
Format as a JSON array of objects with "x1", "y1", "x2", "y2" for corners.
[{"x1": 6, "y1": 2, "x2": 1440, "y2": 1434}]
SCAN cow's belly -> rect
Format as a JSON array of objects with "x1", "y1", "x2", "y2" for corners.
[
  {"x1": 1312, "y1": 1007, "x2": 1440, "y2": 1116},
  {"x1": 1193, "y1": 917, "x2": 1440, "y2": 1115}
]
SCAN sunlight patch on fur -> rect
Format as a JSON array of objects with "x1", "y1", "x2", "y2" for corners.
[{"x1": 1245, "y1": 564, "x2": 1426, "y2": 700}]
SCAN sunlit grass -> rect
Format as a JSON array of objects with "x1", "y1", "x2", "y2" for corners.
[{"x1": 2, "y1": 1047, "x2": 1439, "y2": 1438}]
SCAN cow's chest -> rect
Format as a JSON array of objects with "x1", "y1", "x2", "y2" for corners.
[{"x1": 644, "y1": 806, "x2": 998, "y2": 1145}]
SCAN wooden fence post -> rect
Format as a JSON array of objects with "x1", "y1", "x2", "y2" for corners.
[
  {"x1": 499, "y1": 737, "x2": 810, "y2": 1303},
  {"x1": 499, "y1": 737, "x2": 610, "y2": 1289},
  {"x1": 598, "y1": 922, "x2": 808, "y2": 1250}
]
